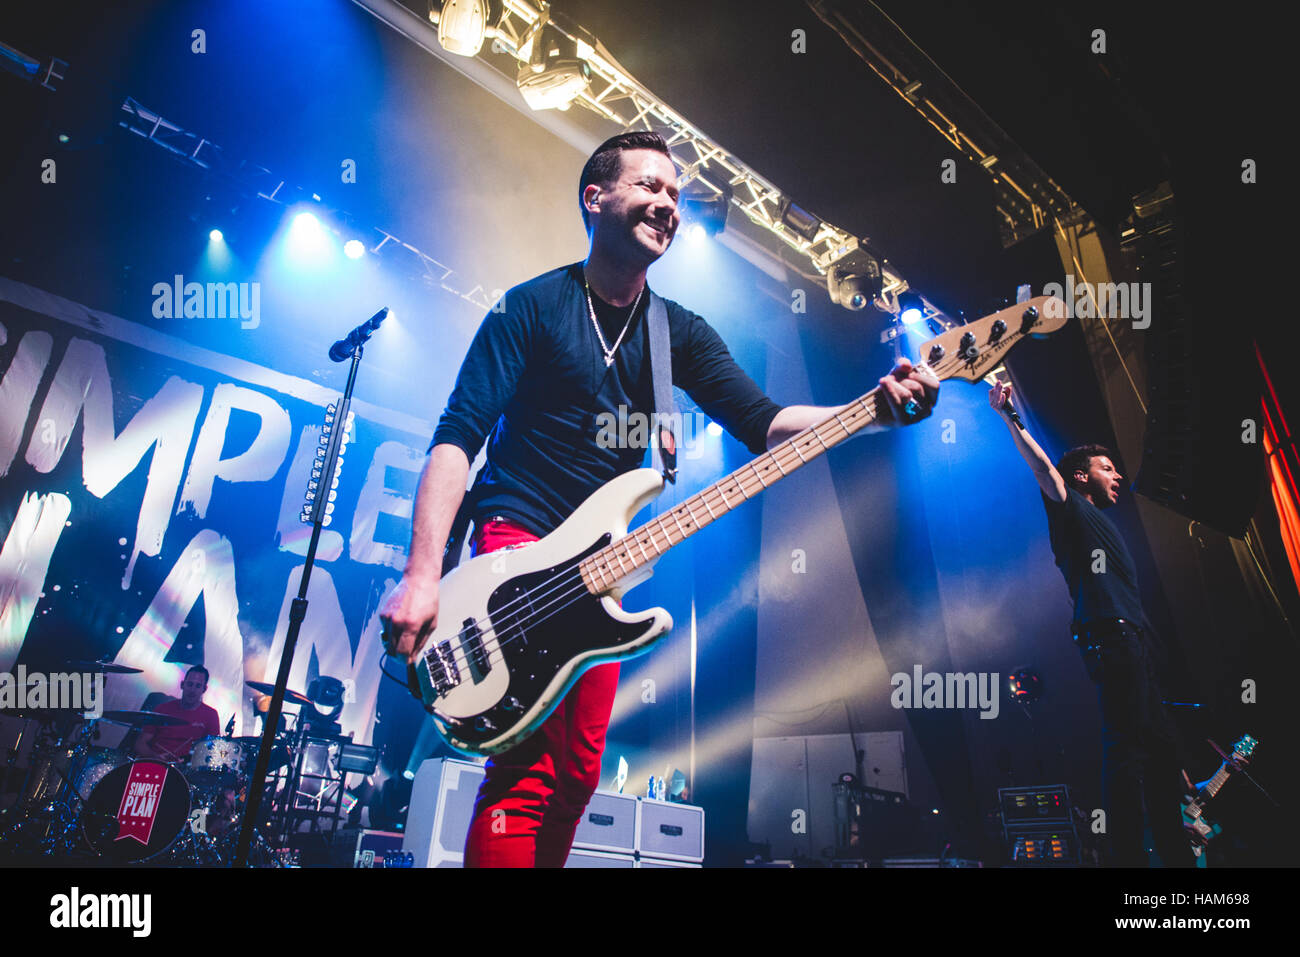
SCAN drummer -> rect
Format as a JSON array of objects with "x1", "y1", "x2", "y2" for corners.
[{"x1": 134, "y1": 665, "x2": 221, "y2": 764}]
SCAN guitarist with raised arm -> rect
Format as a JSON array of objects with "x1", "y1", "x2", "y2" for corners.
[
  {"x1": 379, "y1": 131, "x2": 939, "y2": 868},
  {"x1": 988, "y1": 382, "x2": 1194, "y2": 867}
]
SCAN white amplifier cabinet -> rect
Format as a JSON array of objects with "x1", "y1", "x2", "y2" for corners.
[
  {"x1": 564, "y1": 848, "x2": 636, "y2": 868},
  {"x1": 637, "y1": 857, "x2": 701, "y2": 868},
  {"x1": 402, "y1": 757, "x2": 485, "y2": 868},
  {"x1": 636, "y1": 798, "x2": 705, "y2": 863},
  {"x1": 571, "y1": 789, "x2": 639, "y2": 854}
]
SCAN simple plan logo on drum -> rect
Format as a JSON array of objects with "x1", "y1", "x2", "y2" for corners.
[
  {"x1": 49, "y1": 887, "x2": 151, "y2": 938},
  {"x1": 0, "y1": 666, "x2": 103, "y2": 718}
]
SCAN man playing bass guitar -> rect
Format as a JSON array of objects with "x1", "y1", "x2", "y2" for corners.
[{"x1": 380, "y1": 131, "x2": 939, "y2": 867}]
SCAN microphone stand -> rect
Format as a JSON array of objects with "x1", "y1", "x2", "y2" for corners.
[{"x1": 232, "y1": 342, "x2": 365, "y2": 867}]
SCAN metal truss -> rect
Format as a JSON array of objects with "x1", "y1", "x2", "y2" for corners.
[
  {"x1": 464, "y1": 0, "x2": 937, "y2": 317},
  {"x1": 117, "y1": 97, "x2": 498, "y2": 311},
  {"x1": 809, "y1": 0, "x2": 1079, "y2": 249}
]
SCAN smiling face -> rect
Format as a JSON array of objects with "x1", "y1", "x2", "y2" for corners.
[
  {"x1": 1074, "y1": 454, "x2": 1123, "y2": 508},
  {"x1": 584, "y1": 148, "x2": 680, "y2": 267}
]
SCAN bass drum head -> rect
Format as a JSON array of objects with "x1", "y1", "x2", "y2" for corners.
[
  {"x1": 82, "y1": 760, "x2": 191, "y2": 862},
  {"x1": 75, "y1": 747, "x2": 131, "y2": 800}
]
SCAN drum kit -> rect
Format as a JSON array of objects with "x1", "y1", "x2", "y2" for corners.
[{"x1": 1, "y1": 664, "x2": 358, "y2": 866}]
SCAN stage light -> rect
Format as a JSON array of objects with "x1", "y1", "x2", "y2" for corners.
[
  {"x1": 1007, "y1": 668, "x2": 1044, "y2": 704},
  {"x1": 826, "y1": 245, "x2": 883, "y2": 312},
  {"x1": 517, "y1": 17, "x2": 591, "y2": 111},
  {"x1": 688, "y1": 224, "x2": 706, "y2": 242},
  {"x1": 706, "y1": 420, "x2": 723, "y2": 437},
  {"x1": 435, "y1": 0, "x2": 489, "y2": 57},
  {"x1": 344, "y1": 239, "x2": 365, "y2": 259},
  {"x1": 285, "y1": 208, "x2": 332, "y2": 263},
  {"x1": 778, "y1": 198, "x2": 821, "y2": 242},
  {"x1": 898, "y1": 290, "x2": 925, "y2": 325},
  {"x1": 681, "y1": 183, "x2": 732, "y2": 238},
  {"x1": 518, "y1": 57, "x2": 591, "y2": 110},
  {"x1": 209, "y1": 229, "x2": 225, "y2": 244}
]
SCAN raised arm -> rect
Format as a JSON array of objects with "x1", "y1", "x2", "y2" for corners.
[{"x1": 988, "y1": 382, "x2": 1067, "y2": 503}]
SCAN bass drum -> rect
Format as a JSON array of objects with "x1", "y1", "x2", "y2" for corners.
[
  {"x1": 75, "y1": 747, "x2": 132, "y2": 798},
  {"x1": 81, "y1": 760, "x2": 192, "y2": 862}
]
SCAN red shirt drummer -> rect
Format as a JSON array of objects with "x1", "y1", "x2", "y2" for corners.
[{"x1": 135, "y1": 666, "x2": 221, "y2": 764}]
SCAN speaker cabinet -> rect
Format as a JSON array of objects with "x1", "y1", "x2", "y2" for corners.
[
  {"x1": 402, "y1": 757, "x2": 485, "y2": 868},
  {"x1": 571, "y1": 789, "x2": 639, "y2": 854},
  {"x1": 637, "y1": 798, "x2": 705, "y2": 863}
]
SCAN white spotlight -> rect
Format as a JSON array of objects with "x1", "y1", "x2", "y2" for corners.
[
  {"x1": 435, "y1": 0, "x2": 488, "y2": 57},
  {"x1": 344, "y1": 239, "x2": 365, "y2": 259}
]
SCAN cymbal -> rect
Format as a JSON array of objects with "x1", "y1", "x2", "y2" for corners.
[
  {"x1": 99, "y1": 709, "x2": 188, "y2": 727},
  {"x1": 244, "y1": 681, "x2": 312, "y2": 706},
  {"x1": 64, "y1": 659, "x2": 143, "y2": 674}
]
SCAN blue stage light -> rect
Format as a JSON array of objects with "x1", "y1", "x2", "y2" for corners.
[
  {"x1": 898, "y1": 290, "x2": 925, "y2": 325},
  {"x1": 344, "y1": 239, "x2": 365, "y2": 259},
  {"x1": 209, "y1": 229, "x2": 225, "y2": 244},
  {"x1": 285, "y1": 209, "x2": 332, "y2": 264},
  {"x1": 706, "y1": 420, "x2": 723, "y2": 437}
]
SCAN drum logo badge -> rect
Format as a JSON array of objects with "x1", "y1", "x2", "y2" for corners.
[{"x1": 115, "y1": 761, "x2": 167, "y2": 844}]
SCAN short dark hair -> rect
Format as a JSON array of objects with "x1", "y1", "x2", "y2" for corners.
[
  {"x1": 184, "y1": 665, "x2": 210, "y2": 685},
  {"x1": 578, "y1": 131, "x2": 673, "y2": 232},
  {"x1": 1056, "y1": 444, "x2": 1115, "y2": 491}
]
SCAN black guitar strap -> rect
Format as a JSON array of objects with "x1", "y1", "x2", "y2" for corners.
[
  {"x1": 646, "y1": 291, "x2": 677, "y2": 484},
  {"x1": 441, "y1": 482, "x2": 479, "y2": 576}
]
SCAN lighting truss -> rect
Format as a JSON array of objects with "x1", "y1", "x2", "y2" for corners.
[
  {"x1": 117, "y1": 96, "x2": 498, "y2": 311},
  {"x1": 808, "y1": 0, "x2": 1079, "y2": 248},
  {"x1": 434, "y1": 0, "x2": 951, "y2": 321}
]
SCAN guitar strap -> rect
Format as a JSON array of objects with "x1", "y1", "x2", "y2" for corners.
[
  {"x1": 646, "y1": 291, "x2": 678, "y2": 484},
  {"x1": 441, "y1": 482, "x2": 480, "y2": 576}
]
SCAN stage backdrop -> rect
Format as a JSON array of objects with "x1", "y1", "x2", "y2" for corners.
[{"x1": 0, "y1": 276, "x2": 439, "y2": 747}]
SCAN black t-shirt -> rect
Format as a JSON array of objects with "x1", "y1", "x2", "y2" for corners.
[
  {"x1": 1042, "y1": 487, "x2": 1147, "y2": 627},
  {"x1": 432, "y1": 262, "x2": 783, "y2": 536}
]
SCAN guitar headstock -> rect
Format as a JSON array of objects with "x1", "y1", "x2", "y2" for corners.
[
  {"x1": 1229, "y1": 734, "x2": 1258, "y2": 765},
  {"x1": 916, "y1": 296, "x2": 1069, "y2": 383}
]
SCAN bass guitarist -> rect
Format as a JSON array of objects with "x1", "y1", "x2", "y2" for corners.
[{"x1": 380, "y1": 131, "x2": 939, "y2": 867}]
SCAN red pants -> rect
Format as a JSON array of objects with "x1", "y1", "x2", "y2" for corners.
[{"x1": 462, "y1": 518, "x2": 620, "y2": 868}]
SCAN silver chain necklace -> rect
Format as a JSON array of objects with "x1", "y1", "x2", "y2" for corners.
[{"x1": 584, "y1": 277, "x2": 644, "y2": 368}]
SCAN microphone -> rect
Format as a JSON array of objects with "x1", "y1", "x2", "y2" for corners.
[
  {"x1": 1001, "y1": 396, "x2": 1026, "y2": 431},
  {"x1": 225, "y1": 713, "x2": 236, "y2": 737},
  {"x1": 329, "y1": 307, "x2": 391, "y2": 362}
]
